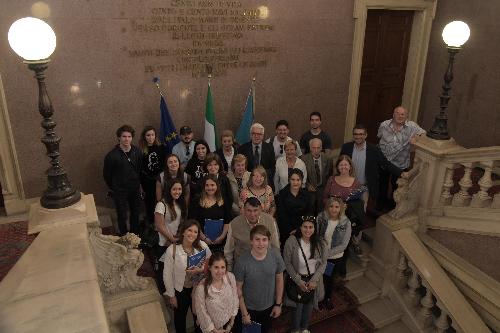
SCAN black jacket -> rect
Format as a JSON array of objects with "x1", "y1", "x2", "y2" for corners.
[
  {"x1": 103, "y1": 145, "x2": 142, "y2": 193},
  {"x1": 276, "y1": 185, "x2": 314, "y2": 242},
  {"x1": 340, "y1": 141, "x2": 402, "y2": 198},
  {"x1": 238, "y1": 141, "x2": 276, "y2": 186}
]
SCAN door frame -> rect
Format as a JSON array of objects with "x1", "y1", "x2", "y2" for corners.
[
  {"x1": 344, "y1": 0, "x2": 437, "y2": 141},
  {"x1": 0, "y1": 74, "x2": 26, "y2": 215}
]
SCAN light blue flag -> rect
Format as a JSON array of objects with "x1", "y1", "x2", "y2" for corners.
[{"x1": 235, "y1": 86, "x2": 254, "y2": 144}]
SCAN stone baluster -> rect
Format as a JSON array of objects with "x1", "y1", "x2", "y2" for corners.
[
  {"x1": 440, "y1": 165, "x2": 455, "y2": 205},
  {"x1": 417, "y1": 284, "x2": 435, "y2": 329},
  {"x1": 434, "y1": 309, "x2": 451, "y2": 333},
  {"x1": 471, "y1": 162, "x2": 494, "y2": 208},
  {"x1": 397, "y1": 252, "x2": 409, "y2": 289},
  {"x1": 405, "y1": 263, "x2": 422, "y2": 307},
  {"x1": 452, "y1": 162, "x2": 473, "y2": 207}
]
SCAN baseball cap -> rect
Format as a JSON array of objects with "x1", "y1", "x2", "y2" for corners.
[{"x1": 179, "y1": 126, "x2": 192, "y2": 135}]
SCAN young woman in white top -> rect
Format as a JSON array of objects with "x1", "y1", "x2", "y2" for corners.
[
  {"x1": 156, "y1": 153, "x2": 191, "y2": 205},
  {"x1": 283, "y1": 216, "x2": 327, "y2": 333},
  {"x1": 316, "y1": 196, "x2": 352, "y2": 309},
  {"x1": 193, "y1": 252, "x2": 239, "y2": 333},
  {"x1": 163, "y1": 219, "x2": 212, "y2": 333},
  {"x1": 154, "y1": 178, "x2": 186, "y2": 273}
]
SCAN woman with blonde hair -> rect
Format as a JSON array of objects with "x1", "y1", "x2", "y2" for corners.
[
  {"x1": 239, "y1": 165, "x2": 276, "y2": 216},
  {"x1": 316, "y1": 196, "x2": 351, "y2": 309},
  {"x1": 227, "y1": 154, "x2": 251, "y2": 215}
]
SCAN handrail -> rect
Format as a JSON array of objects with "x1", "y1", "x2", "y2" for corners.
[
  {"x1": 442, "y1": 146, "x2": 500, "y2": 164},
  {"x1": 393, "y1": 228, "x2": 490, "y2": 333}
]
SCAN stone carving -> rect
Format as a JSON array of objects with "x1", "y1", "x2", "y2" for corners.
[
  {"x1": 88, "y1": 226, "x2": 150, "y2": 294},
  {"x1": 389, "y1": 159, "x2": 423, "y2": 219}
]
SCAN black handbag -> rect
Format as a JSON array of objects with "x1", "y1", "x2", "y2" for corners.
[{"x1": 285, "y1": 237, "x2": 315, "y2": 304}]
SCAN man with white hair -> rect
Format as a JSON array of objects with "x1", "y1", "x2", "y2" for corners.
[
  {"x1": 238, "y1": 123, "x2": 276, "y2": 187},
  {"x1": 377, "y1": 106, "x2": 425, "y2": 209}
]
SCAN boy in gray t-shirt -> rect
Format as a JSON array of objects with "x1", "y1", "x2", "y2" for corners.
[{"x1": 234, "y1": 225, "x2": 285, "y2": 333}]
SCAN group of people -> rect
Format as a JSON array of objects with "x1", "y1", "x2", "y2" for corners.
[{"x1": 102, "y1": 106, "x2": 425, "y2": 333}]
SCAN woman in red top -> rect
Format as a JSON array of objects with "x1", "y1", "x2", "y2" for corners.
[{"x1": 323, "y1": 155, "x2": 366, "y2": 255}]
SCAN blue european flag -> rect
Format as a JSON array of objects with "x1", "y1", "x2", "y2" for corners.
[
  {"x1": 159, "y1": 95, "x2": 180, "y2": 154},
  {"x1": 235, "y1": 87, "x2": 254, "y2": 144}
]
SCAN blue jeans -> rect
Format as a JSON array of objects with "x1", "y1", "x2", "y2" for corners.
[{"x1": 293, "y1": 299, "x2": 314, "y2": 331}]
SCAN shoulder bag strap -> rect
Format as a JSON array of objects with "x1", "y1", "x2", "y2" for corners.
[{"x1": 296, "y1": 237, "x2": 312, "y2": 276}]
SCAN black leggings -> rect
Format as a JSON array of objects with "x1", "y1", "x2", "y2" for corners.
[{"x1": 323, "y1": 254, "x2": 347, "y2": 300}]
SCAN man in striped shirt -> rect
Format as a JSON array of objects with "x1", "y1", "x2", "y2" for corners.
[{"x1": 377, "y1": 106, "x2": 425, "y2": 209}]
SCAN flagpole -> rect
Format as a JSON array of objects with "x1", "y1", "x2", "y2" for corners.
[{"x1": 153, "y1": 77, "x2": 164, "y2": 97}]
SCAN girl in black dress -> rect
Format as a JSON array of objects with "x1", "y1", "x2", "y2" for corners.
[{"x1": 139, "y1": 126, "x2": 164, "y2": 225}]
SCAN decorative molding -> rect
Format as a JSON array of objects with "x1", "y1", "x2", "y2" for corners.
[
  {"x1": 345, "y1": 0, "x2": 437, "y2": 141},
  {"x1": 0, "y1": 74, "x2": 26, "y2": 215},
  {"x1": 89, "y1": 226, "x2": 150, "y2": 295}
]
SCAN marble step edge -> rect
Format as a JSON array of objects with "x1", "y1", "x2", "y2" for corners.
[
  {"x1": 376, "y1": 319, "x2": 413, "y2": 333},
  {"x1": 345, "y1": 275, "x2": 382, "y2": 304},
  {"x1": 359, "y1": 297, "x2": 402, "y2": 329}
]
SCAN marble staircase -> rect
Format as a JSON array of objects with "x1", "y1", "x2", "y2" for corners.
[{"x1": 346, "y1": 227, "x2": 413, "y2": 332}]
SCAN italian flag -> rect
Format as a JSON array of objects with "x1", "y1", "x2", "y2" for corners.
[{"x1": 204, "y1": 81, "x2": 218, "y2": 152}]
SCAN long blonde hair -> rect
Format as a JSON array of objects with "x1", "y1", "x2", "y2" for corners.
[{"x1": 324, "y1": 196, "x2": 346, "y2": 219}]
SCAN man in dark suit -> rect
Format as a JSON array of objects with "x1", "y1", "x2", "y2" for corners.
[
  {"x1": 340, "y1": 124, "x2": 408, "y2": 211},
  {"x1": 301, "y1": 138, "x2": 333, "y2": 214},
  {"x1": 238, "y1": 123, "x2": 276, "y2": 187}
]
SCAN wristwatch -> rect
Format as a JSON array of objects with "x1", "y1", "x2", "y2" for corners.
[{"x1": 274, "y1": 303, "x2": 282, "y2": 308}]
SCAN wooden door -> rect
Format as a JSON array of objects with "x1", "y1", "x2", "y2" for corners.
[{"x1": 356, "y1": 10, "x2": 413, "y2": 143}]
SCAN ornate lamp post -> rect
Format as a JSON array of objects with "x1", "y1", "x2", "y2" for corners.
[
  {"x1": 8, "y1": 17, "x2": 80, "y2": 209},
  {"x1": 427, "y1": 21, "x2": 470, "y2": 140}
]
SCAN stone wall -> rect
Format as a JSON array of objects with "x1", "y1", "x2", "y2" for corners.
[
  {"x1": 0, "y1": 0, "x2": 354, "y2": 206},
  {"x1": 418, "y1": 0, "x2": 500, "y2": 148}
]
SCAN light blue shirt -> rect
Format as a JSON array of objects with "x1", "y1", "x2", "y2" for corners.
[
  {"x1": 352, "y1": 142, "x2": 366, "y2": 185},
  {"x1": 172, "y1": 141, "x2": 196, "y2": 167}
]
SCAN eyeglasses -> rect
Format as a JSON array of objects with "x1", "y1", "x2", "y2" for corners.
[
  {"x1": 301, "y1": 215, "x2": 316, "y2": 222},
  {"x1": 251, "y1": 132, "x2": 264, "y2": 136}
]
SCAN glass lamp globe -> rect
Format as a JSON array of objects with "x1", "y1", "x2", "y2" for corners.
[
  {"x1": 8, "y1": 17, "x2": 56, "y2": 61},
  {"x1": 442, "y1": 21, "x2": 470, "y2": 48}
]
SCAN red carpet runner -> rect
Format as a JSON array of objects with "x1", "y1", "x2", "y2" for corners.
[{"x1": 0, "y1": 221, "x2": 37, "y2": 282}]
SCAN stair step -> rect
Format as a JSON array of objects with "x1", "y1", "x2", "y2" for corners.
[
  {"x1": 346, "y1": 258, "x2": 365, "y2": 280},
  {"x1": 345, "y1": 275, "x2": 381, "y2": 304},
  {"x1": 127, "y1": 301, "x2": 168, "y2": 333},
  {"x1": 359, "y1": 297, "x2": 402, "y2": 329},
  {"x1": 376, "y1": 320, "x2": 412, "y2": 333}
]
